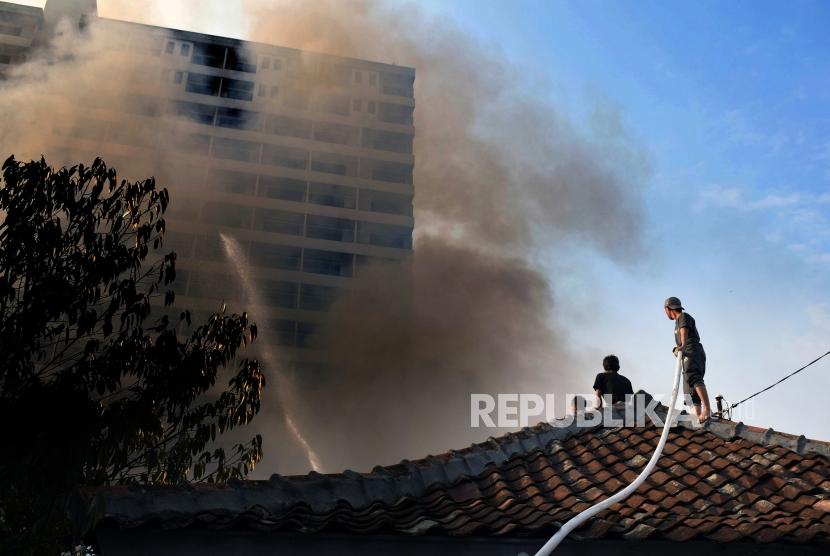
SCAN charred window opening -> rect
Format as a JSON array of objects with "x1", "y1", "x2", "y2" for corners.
[
  {"x1": 216, "y1": 107, "x2": 262, "y2": 130},
  {"x1": 220, "y1": 78, "x2": 255, "y2": 101},
  {"x1": 191, "y1": 42, "x2": 226, "y2": 68},
  {"x1": 225, "y1": 45, "x2": 257, "y2": 73},
  {"x1": 170, "y1": 100, "x2": 216, "y2": 125},
  {"x1": 185, "y1": 73, "x2": 221, "y2": 96}
]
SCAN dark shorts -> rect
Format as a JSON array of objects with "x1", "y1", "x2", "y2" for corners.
[{"x1": 682, "y1": 351, "x2": 706, "y2": 406}]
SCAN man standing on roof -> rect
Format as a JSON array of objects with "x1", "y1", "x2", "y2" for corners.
[
  {"x1": 593, "y1": 355, "x2": 633, "y2": 409},
  {"x1": 664, "y1": 297, "x2": 711, "y2": 423}
]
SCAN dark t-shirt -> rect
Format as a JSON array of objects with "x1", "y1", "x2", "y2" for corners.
[
  {"x1": 592, "y1": 371, "x2": 634, "y2": 404},
  {"x1": 675, "y1": 311, "x2": 704, "y2": 357}
]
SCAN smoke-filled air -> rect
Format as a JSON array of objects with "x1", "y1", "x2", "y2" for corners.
[{"x1": 0, "y1": 0, "x2": 649, "y2": 474}]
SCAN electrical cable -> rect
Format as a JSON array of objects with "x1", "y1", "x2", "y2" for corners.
[
  {"x1": 532, "y1": 353, "x2": 684, "y2": 555},
  {"x1": 731, "y1": 349, "x2": 830, "y2": 409}
]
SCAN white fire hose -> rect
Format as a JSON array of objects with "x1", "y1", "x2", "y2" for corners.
[{"x1": 533, "y1": 353, "x2": 684, "y2": 555}]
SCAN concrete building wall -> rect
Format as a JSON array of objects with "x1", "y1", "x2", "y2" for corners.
[{"x1": 0, "y1": 1, "x2": 42, "y2": 70}]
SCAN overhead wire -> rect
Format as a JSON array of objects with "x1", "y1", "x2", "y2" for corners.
[{"x1": 730, "y1": 349, "x2": 830, "y2": 409}]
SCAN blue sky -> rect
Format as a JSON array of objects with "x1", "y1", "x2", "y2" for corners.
[
  {"x1": 17, "y1": 0, "x2": 830, "y2": 438},
  {"x1": 413, "y1": 0, "x2": 830, "y2": 437}
]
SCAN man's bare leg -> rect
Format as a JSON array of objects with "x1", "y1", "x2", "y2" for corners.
[{"x1": 694, "y1": 383, "x2": 711, "y2": 423}]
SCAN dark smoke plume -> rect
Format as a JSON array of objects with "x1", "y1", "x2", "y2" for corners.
[{"x1": 242, "y1": 0, "x2": 649, "y2": 471}]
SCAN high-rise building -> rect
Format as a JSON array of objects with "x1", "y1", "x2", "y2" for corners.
[
  {"x1": 2, "y1": 0, "x2": 415, "y2": 472},
  {"x1": 1, "y1": 0, "x2": 415, "y2": 384}
]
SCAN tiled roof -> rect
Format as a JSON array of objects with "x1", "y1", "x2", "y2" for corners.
[{"x1": 89, "y1": 393, "x2": 830, "y2": 545}]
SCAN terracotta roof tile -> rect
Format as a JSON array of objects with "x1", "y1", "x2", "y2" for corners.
[{"x1": 88, "y1": 395, "x2": 830, "y2": 547}]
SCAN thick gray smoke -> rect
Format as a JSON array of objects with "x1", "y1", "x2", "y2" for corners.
[
  {"x1": 0, "y1": 0, "x2": 649, "y2": 474},
  {"x1": 241, "y1": 0, "x2": 649, "y2": 472}
]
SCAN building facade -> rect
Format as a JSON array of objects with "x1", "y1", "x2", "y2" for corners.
[{"x1": 1, "y1": 0, "x2": 415, "y2": 380}]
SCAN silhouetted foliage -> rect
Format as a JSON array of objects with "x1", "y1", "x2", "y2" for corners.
[{"x1": 0, "y1": 156, "x2": 265, "y2": 555}]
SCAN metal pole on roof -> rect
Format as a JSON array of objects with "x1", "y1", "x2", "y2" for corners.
[{"x1": 532, "y1": 353, "x2": 685, "y2": 555}]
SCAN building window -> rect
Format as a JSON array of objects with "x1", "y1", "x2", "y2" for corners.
[
  {"x1": 220, "y1": 78, "x2": 255, "y2": 101},
  {"x1": 169, "y1": 100, "x2": 216, "y2": 125},
  {"x1": 192, "y1": 235, "x2": 229, "y2": 261},
  {"x1": 284, "y1": 89, "x2": 309, "y2": 110},
  {"x1": 0, "y1": 24, "x2": 23, "y2": 37},
  {"x1": 180, "y1": 43, "x2": 190, "y2": 57},
  {"x1": 206, "y1": 169, "x2": 257, "y2": 196},
  {"x1": 352, "y1": 99, "x2": 361, "y2": 112},
  {"x1": 262, "y1": 144, "x2": 309, "y2": 170},
  {"x1": 272, "y1": 58, "x2": 283, "y2": 70},
  {"x1": 226, "y1": 45, "x2": 257, "y2": 73},
  {"x1": 311, "y1": 152, "x2": 358, "y2": 177},
  {"x1": 361, "y1": 159, "x2": 412, "y2": 184},
  {"x1": 308, "y1": 182, "x2": 356, "y2": 209},
  {"x1": 354, "y1": 70, "x2": 363, "y2": 84},
  {"x1": 173, "y1": 71, "x2": 184, "y2": 84},
  {"x1": 367, "y1": 101, "x2": 376, "y2": 114},
  {"x1": 267, "y1": 318, "x2": 297, "y2": 345},
  {"x1": 296, "y1": 322, "x2": 322, "y2": 349},
  {"x1": 253, "y1": 208, "x2": 305, "y2": 235},
  {"x1": 201, "y1": 202, "x2": 253, "y2": 229},
  {"x1": 185, "y1": 73, "x2": 221, "y2": 96},
  {"x1": 302, "y1": 249, "x2": 353, "y2": 277},
  {"x1": 249, "y1": 243, "x2": 302, "y2": 271},
  {"x1": 265, "y1": 114, "x2": 312, "y2": 139},
  {"x1": 165, "y1": 41, "x2": 175, "y2": 54},
  {"x1": 299, "y1": 284, "x2": 341, "y2": 311},
  {"x1": 258, "y1": 281, "x2": 298, "y2": 309},
  {"x1": 258, "y1": 83, "x2": 266, "y2": 97},
  {"x1": 306, "y1": 215, "x2": 355, "y2": 242},
  {"x1": 358, "y1": 190, "x2": 413, "y2": 216},
  {"x1": 166, "y1": 132, "x2": 211, "y2": 156},
  {"x1": 369, "y1": 73, "x2": 377, "y2": 86},
  {"x1": 362, "y1": 128, "x2": 413, "y2": 154},
  {"x1": 378, "y1": 102, "x2": 413, "y2": 125},
  {"x1": 357, "y1": 221, "x2": 412, "y2": 249},
  {"x1": 258, "y1": 176, "x2": 307, "y2": 202},
  {"x1": 211, "y1": 137, "x2": 260, "y2": 163},
  {"x1": 216, "y1": 107, "x2": 262, "y2": 131},
  {"x1": 261, "y1": 57, "x2": 271, "y2": 70},
  {"x1": 188, "y1": 272, "x2": 240, "y2": 301},
  {"x1": 317, "y1": 94, "x2": 350, "y2": 116},
  {"x1": 380, "y1": 72, "x2": 414, "y2": 98},
  {"x1": 270, "y1": 85, "x2": 279, "y2": 98},
  {"x1": 192, "y1": 42, "x2": 226, "y2": 68},
  {"x1": 313, "y1": 122, "x2": 358, "y2": 146},
  {"x1": 162, "y1": 231, "x2": 195, "y2": 258}
]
